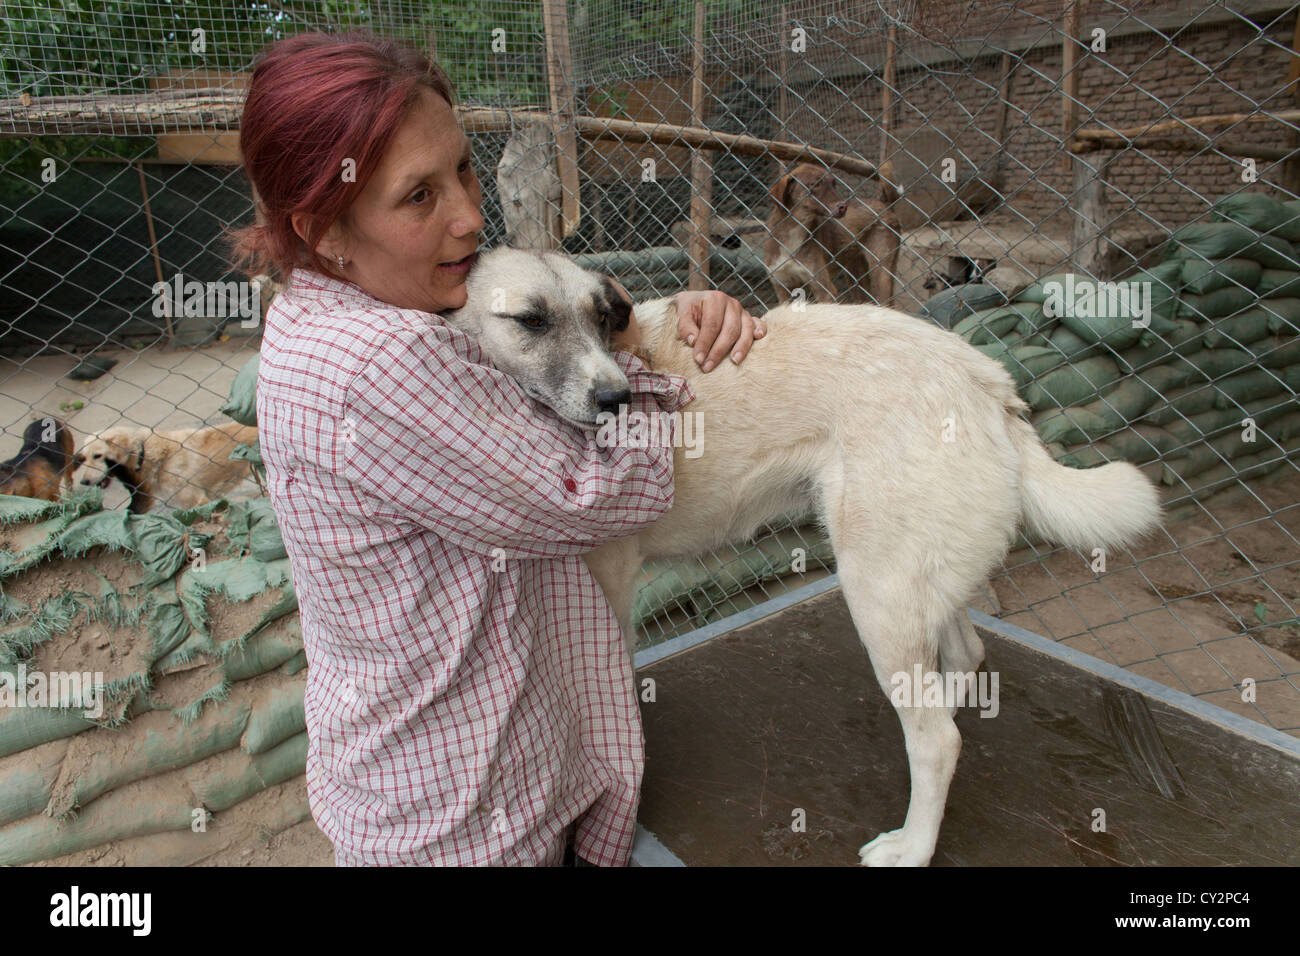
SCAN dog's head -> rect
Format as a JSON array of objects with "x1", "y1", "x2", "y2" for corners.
[
  {"x1": 71, "y1": 428, "x2": 145, "y2": 490},
  {"x1": 444, "y1": 247, "x2": 634, "y2": 427},
  {"x1": 771, "y1": 163, "x2": 844, "y2": 227}
]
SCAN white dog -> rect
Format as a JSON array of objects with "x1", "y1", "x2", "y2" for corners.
[{"x1": 446, "y1": 248, "x2": 1163, "y2": 866}]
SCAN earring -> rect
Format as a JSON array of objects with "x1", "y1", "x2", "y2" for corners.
[{"x1": 335, "y1": 255, "x2": 346, "y2": 267}]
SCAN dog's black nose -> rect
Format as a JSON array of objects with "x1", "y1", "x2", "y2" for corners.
[{"x1": 592, "y1": 385, "x2": 631, "y2": 417}]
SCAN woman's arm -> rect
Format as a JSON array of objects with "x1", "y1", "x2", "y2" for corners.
[
  {"x1": 340, "y1": 323, "x2": 693, "y2": 560},
  {"x1": 673, "y1": 289, "x2": 766, "y2": 371}
]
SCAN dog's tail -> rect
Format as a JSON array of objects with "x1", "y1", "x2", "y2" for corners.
[
  {"x1": 1009, "y1": 417, "x2": 1162, "y2": 553},
  {"x1": 877, "y1": 159, "x2": 903, "y2": 206}
]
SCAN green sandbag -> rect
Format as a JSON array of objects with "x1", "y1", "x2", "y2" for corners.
[
  {"x1": 1203, "y1": 309, "x2": 1280, "y2": 349},
  {"x1": 0, "y1": 706, "x2": 97, "y2": 759},
  {"x1": 0, "y1": 776, "x2": 194, "y2": 865},
  {"x1": 1164, "y1": 396, "x2": 1294, "y2": 444},
  {"x1": 1165, "y1": 222, "x2": 1300, "y2": 270},
  {"x1": 1252, "y1": 335, "x2": 1300, "y2": 368},
  {"x1": 1103, "y1": 424, "x2": 1184, "y2": 462},
  {"x1": 975, "y1": 344, "x2": 1063, "y2": 390},
  {"x1": 1259, "y1": 270, "x2": 1300, "y2": 298},
  {"x1": 1256, "y1": 297, "x2": 1300, "y2": 334},
  {"x1": 1033, "y1": 376, "x2": 1159, "y2": 444},
  {"x1": 1017, "y1": 272, "x2": 1077, "y2": 304},
  {"x1": 1118, "y1": 320, "x2": 1205, "y2": 371},
  {"x1": 922, "y1": 283, "x2": 1009, "y2": 329},
  {"x1": 1122, "y1": 262, "x2": 1181, "y2": 326},
  {"x1": 43, "y1": 700, "x2": 251, "y2": 819},
  {"x1": 219, "y1": 354, "x2": 260, "y2": 427},
  {"x1": 1179, "y1": 258, "x2": 1262, "y2": 295},
  {"x1": 1023, "y1": 356, "x2": 1121, "y2": 411},
  {"x1": 178, "y1": 556, "x2": 296, "y2": 638},
  {"x1": 1282, "y1": 200, "x2": 1300, "y2": 243},
  {"x1": 242, "y1": 679, "x2": 306, "y2": 755},
  {"x1": 1162, "y1": 411, "x2": 1300, "y2": 485},
  {"x1": 186, "y1": 731, "x2": 308, "y2": 812},
  {"x1": 952, "y1": 306, "x2": 1021, "y2": 344},
  {"x1": 1047, "y1": 324, "x2": 1104, "y2": 362},
  {"x1": 1182, "y1": 348, "x2": 1258, "y2": 380},
  {"x1": 225, "y1": 499, "x2": 286, "y2": 562},
  {"x1": 0, "y1": 513, "x2": 79, "y2": 578},
  {"x1": 0, "y1": 738, "x2": 67, "y2": 827},
  {"x1": 222, "y1": 616, "x2": 304, "y2": 682},
  {"x1": 1212, "y1": 193, "x2": 1297, "y2": 237},
  {"x1": 1143, "y1": 368, "x2": 1295, "y2": 427},
  {"x1": 1036, "y1": 407, "x2": 1111, "y2": 446},
  {"x1": 1177, "y1": 287, "x2": 1259, "y2": 321}
]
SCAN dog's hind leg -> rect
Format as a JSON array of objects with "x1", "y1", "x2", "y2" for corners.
[
  {"x1": 937, "y1": 610, "x2": 985, "y2": 676},
  {"x1": 833, "y1": 549, "x2": 963, "y2": 867}
]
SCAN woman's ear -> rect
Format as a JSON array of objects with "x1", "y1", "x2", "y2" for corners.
[{"x1": 291, "y1": 213, "x2": 349, "y2": 263}]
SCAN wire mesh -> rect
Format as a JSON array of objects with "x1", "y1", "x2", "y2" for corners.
[{"x1": 1, "y1": 0, "x2": 1297, "y2": 735}]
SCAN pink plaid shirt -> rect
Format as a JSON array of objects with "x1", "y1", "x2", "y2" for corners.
[{"x1": 256, "y1": 268, "x2": 695, "y2": 866}]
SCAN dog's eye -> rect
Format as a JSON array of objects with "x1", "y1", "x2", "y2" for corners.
[
  {"x1": 92, "y1": 453, "x2": 102, "y2": 460},
  {"x1": 515, "y1": 313, "x2": 547, "y2": 331}
]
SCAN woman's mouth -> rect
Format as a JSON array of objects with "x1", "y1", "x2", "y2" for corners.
[{"x1": 437, "y1": 251, "x2": 478, "y2": 275}]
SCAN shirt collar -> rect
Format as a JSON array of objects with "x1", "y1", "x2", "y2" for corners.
[{"x1": 285, "y1": 267, "x2": 393, "y2": 308}]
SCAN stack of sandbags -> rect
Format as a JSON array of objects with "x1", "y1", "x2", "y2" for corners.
[
  {"x1": 0, "y1": 489, "x2": 308, "y2": 865},
  {"x1": 937, "y1": 192, "x2": 1300, "y2": 514}
]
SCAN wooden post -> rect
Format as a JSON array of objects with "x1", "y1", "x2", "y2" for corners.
[
  {"x1": 777, "y1": 5, "x2": 790, "y2": 142},
  {"x1": 881, "y1": 22, "x2": 897, "y2": 170},
  {"x1": 136, "y1": 162, "x2": 173, "y2": 345},
  {"x1": 992, "y1": 51, "x2": 1015, "y2": 189},
  {"x1": 1060, "y1": 0, "x2": 1080, "y2": 174},
  {"x1": 1282, "y1": 9, "x2": 1300, "y2": 192},
  {"x1": 542, "y1": 0, "x2": 581, "y2": 240},
  {"x1": 688, "y1": 1, "x2": 713, "y2": 291},
  {"x1": 1073, "y1": 150, "x2": 1113, "y2": 276}
]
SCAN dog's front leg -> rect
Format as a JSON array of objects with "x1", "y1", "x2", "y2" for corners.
[{"x1": 582, "y1": 535, "x2": 644, "y2": 656}]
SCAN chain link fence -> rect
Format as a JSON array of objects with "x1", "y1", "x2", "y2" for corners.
[{"x1": 1, "y1": 0, "x2": 1298, "y2": 737}]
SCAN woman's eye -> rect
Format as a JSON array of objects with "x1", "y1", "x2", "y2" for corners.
[
  {"x1": 459, "y1": 160, "x2": 472, "y2": 175},
  {"x1": 408, "y1": 188, "x2": 430, "y2": 205}
]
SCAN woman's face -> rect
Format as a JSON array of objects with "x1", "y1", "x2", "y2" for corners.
[{"x1": 325, "y1": 87, "x2": 485, "y2": 313}]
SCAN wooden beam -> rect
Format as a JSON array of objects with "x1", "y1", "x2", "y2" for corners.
[
  {"x1": 688, "y1": 1, "x2": 712, "y2": 291},
  {"x1": 0, "y1": 93, "x2": 889, "y2": 183},
  {"x1": 542, "y1": 0, "x2": 581, "y2": 239},
  {"x1": 1060, "y1": 0, "x2": 1081, "y2": 173},
  {"x1": 1070, "y1": 108, "x2": 1300, "y2": 143},
  {"x1": 777, "y1": 4, "x2": 790, "y2": 142},
  {"x1": 881, "y1": 22, "x2": 898, "y2": 169},
  {"x1": 1071, "y1": 136, "x2": 1296, "y2": 161}
]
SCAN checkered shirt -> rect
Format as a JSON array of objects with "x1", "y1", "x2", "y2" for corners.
[{"x1": 256, "y1": 268, "x2": 695, "y2": 866}]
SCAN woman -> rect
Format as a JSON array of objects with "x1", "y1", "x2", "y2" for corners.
[{"x1": 233, "y1": 32, "x2": 764, "y2": 866}]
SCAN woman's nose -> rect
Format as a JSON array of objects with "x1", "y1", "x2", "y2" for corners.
[{"x1": 449, "y1": 184, "x2": 486, "y2": 237}]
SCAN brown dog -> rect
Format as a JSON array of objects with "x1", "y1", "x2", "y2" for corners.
[
  {"x1": 0, "y1": 418, "x2": 77, "y2": 501},
  {"x1": 72, "y1": 421, "x2": 259, "y2": 513},
  {"x1": 764, "y1": 162, "x2": 902, "y2": 307}
]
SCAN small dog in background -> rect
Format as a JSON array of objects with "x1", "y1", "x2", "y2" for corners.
[
  {"x1": 72, "y1": 421, "x2": 259, "y2": 513},
  {"x1": 764, "y1": 162, "x2": 902, "y2": 307},
  {"x1": 0, "y1": 418, "x2": 77, "y2": 501}
]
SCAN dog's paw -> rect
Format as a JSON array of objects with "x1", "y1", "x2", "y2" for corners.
[{"x1": 858, "y1": 829, "x2": 931, "y2": 867}]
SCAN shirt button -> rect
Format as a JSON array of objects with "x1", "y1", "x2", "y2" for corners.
[{"x1": 563, "y1": 476, "x2": 577, "y2": 493}]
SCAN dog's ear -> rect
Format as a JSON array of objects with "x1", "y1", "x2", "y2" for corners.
[
  {"x1": 597, "y1": 276, "x2": 633, "y2": 334},
  {"x1": 770, "y1": 170, "x2": 797, "y2": 207}
]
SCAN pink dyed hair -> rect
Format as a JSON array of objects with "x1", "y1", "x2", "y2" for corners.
[{"x1": 230, "y1": 32, "x2": 457, "y2": 278}]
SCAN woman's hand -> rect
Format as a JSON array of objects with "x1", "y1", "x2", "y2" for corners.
[{"x1": 674, "y1": 290, "x2": 766, "y2": 372}]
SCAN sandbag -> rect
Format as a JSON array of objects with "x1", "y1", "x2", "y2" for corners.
[
  {"x1": 1251, "y1": 335, "x2": 1300, "y2": 369},
  {"x1": 1047, "y1": 324, "x2": 1104, "y2": 362},
  {"x1": 1256, "y1": 296, "x2": 1300, "y2": 335},
  {"x1": 975, "y1": 344, "x2": 1064, "y2": 390},
  {"x1": 1202, "y1": 309, "x2": 1281, "y2": 349},
  {"x1": 1177, "y1": 287, "x2": 1259, "y2": 321},
  {"x1": 1281, "y1": 200, "x2": 1300, "y2": 243},
  {"x1": 1117, "y1": 319, "x2": 1206, "y2": 372},
  {"x1": 1165, "y1": 222, "x2": 1300, "y2": 270},
  {"x1": 186, "y1": 731, "x2": 309, "y2": 812},
  {"x1": 43, "y1": 700, "x2": 251, "y2": 819},
  {"x1": 1258, "y1": 269, "x2": 1300, "y2": 298},
  {"x1": 0, "y1": 738, "x2": 67, "y2": 826},
  {"x1": 220, "y1": 354, "x2": 260, "y2": 427},
  {"x1": 1212, "y1": 193, "x2": 1297, "y2": 237},
  {"x1": 222, "y1": 616, "x2": 304, "y2": 682},
  {"x1": 1023, "y1": 357, "x2": 1122, "y2": 411},
  {"x1": 241, "y1": 678, "x2": 306, "y2": 755},
  {"x1": 1034, "y1": 377, "x2": 1159, "y2": 445},
  {"x1": 922, "y1": 284, "x2": 1009, "y2": 329},
  {"x1": 1179, "y1": 258, "x2": 1262, "y2": 295},
  {"x1": 225, "y1": 499, "x2": 287, "y2": 562},
  {"x1": 953, "y1": 306, "x2": 1022, "y2": 345}
]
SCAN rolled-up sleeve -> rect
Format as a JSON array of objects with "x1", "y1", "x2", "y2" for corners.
[{"x1": 341, "y1": 324, "x2": 696, "y2": 559}]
